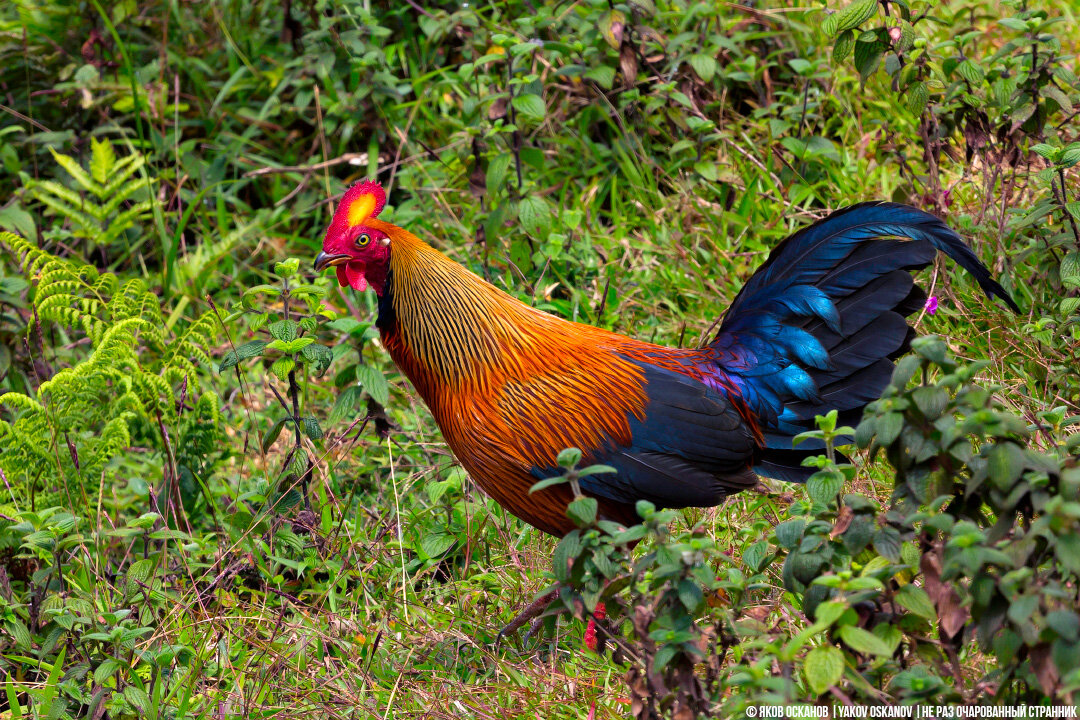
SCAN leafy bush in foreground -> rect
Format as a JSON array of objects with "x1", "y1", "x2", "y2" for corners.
[{"x1": 547, "y1": 337, "x2": 1079, "y2": 717}]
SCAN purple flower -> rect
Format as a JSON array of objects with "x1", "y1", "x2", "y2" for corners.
[{"x1": 925, "y1": 296, "x2": 939, "y2": 315}]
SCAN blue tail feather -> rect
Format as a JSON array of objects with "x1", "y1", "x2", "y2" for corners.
[{"x1": 709, "y1": 202, "x2": 1017, "y2": 481}]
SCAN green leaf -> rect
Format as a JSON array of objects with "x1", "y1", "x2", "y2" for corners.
[
  {"x1": 955, "y1": 59, "x2": 984, "y2": 84},
  {"x1": 268, "y1": 319, "x2": 299, "y2": 343},
  {"x1": 807, "y1": 469, "x2": 844, "y2": 505},
  {"x1": 7, "y1": 619, "x2": 32, "y2": 650},
  {"x1": 775, "y1": 518, "x2": 806, "y2": 549},
  {"x1": 998, "y1": 17, "x2": 1028, "y2": 31},
  {"x1": 218, "y1": 340, "x2": 268, "y2": 372},
  {"x1": 519, "y1": 194, "x2": 552, "y2": 237},
  {"x1": 906, "y1": 81, "x2": 929, "y2": 115},
  {"x1": 125, "y1": 558, "x2": 154, "y2": 596},
  {"x1": 263, "y1": 417, "x2": 288, "y2": 452},
  {"x1": 678, "y1": 578, "x2": 704, "y2": 612},
  {"x1": 553, "y1": 531, "x2": 581, "y2": 582},
  {"x1": 302, "y1": 416, "x2": 322, "y2": 440},
  {"x1": 567, "y1": 497, "x2": 598, "y2": 526},
  {"x1": 529, "y1": 475, "x2": 570, "y2": 494},
  {"x1": 1044, "y1": 85, "x2": 1074, "y2": 113},
  {"x1": 557, "y1": 447, "x2": 582, "y2": 468},
  {"x1": 653, "y1": 644, "x2": 679, "y2": 672},
  {"x1": 839, "y1": 624, "x2": 892, "y2": 656},
  {"x1": 688, "y1": 54, "x2": 717, "y2": 82},
  {"x1": 89, "y1": 138, "x2": 116, "y2": 185},
  {"x1": 270, "y1": 357, "x2": 295, "y2": 381},
  {"x1": 1031, "y1": 143, "x2": 1059, "y2": 160},
  {"x1": 486, "y1": 154, "x2": 511, "y2": 197},
  {"x1": 987, "y1": 442, "x2": 1025, "y2": 489},
  {"x1": 274, "y1": 258, "x2": 300, "y2": 278},
  {"x1": 854, "y1": 39, "x2": 884, "y2": 81},
  {"x1": 92, "y1": 659, "x2": 122, "y2": 685},
  {"x1": 512, "y1": 93, "x2": 546, "y2": 121},
  {"x1": 584, "y1": 65, "x2": 616, "y2": 89},
  {"x1": 355, "y1": 364, "x2": 390, "y2": 407},
  {"x1": 912, "y1": 386, "x2": 948, "y2": 419},
  {"x1": 835, "y1": 0, "x2": 878, "y2": 33},
  {"x1": 815, "y1": 600, "x2": 849, "y2": 627},
  {"x1": 1061, "y1": 146, "x2": 1080, "y2": 168},
  {"x1": 420, "y1": 532, "x2": 455, "y2": 559},
  {"x1": 300, "y1": 343, "x2": 334, "y2": 377},
  {"x1": 804, "y1": 645, "x2": 844, "y2": 694},
  {"x1": 833, "y1": 30, "x2": 855, "y2": 64},
  {"x1": 742, "y1": 540, "x2": 771, "y2": 572},
  {"x1": 1061, "y1": 252, "x2": 1080, "y2": 286},
  {"x1": 266, "y1": 337, "x2": 316, "y2": 354},
  {"x1": 894, "y1": 584, "x2": 934, "y2": 620},
  {"x1": 876, "y1": 412, "x2": 903, "y2": 445},
  {"x1": 5, "y1": 675, "x2": 24, "y2": 719},
  {"x1": 873, "y1": 526, "x2": 902, "y2": 561},
  {"x1": 123, "y1": 686, "x2": 151, "y2": 713}
]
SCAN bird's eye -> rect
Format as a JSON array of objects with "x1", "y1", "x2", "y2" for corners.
[{"x1": 356, "y1": 233, "x2": 371, "y2": 248}]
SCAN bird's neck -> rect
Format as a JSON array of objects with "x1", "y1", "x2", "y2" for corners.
[{"x1": 376, "y1": 226, "x2": 559, "y2": 389}]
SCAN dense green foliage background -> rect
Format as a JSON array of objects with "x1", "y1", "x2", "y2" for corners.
[{"x1": 0, "y1": 0, "x2": 1078, "y2": 717}]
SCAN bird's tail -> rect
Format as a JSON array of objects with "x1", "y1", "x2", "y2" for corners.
[{"x1": 710, "y1": 202, "x2": 1017, "y2": 483}]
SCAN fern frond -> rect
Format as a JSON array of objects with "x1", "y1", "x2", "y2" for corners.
[
  {"x1": 89, "y1": 137, "x2": 116, "y2": 187},
  {"x1": 47, "y1": 147, "x2": 98, "y2": 195}
]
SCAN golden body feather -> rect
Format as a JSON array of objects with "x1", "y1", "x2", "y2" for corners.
[{"x1": 371, "y1": 219, "x2": 694, "y2": 535}]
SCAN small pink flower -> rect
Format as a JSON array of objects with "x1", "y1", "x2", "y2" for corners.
[{"x1": 925, "y1": 296, "x2": 938, "y2": 315}]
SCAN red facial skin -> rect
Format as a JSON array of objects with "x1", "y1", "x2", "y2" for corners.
[{"x1": 320, "y1": 181, "x2": 393, "y2": 295}]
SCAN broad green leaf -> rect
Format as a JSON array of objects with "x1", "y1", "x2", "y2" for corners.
[
  {"x1": 266, "y1": 337, "x2": 316, "y2": 354},
  {"x1": 804, "y1": 645, "x2": 844, "y2": 694},
  {"x1": 585, "y1": 65, "x2": 616, "y2": 89},
  {"x1": 126, "y1": 558, "x2": 155, "y2": 596},
  {"x1": 775, "y1": 518, "x2": 806, "y2": 549},
  {"x1": 833, "y1": 30, "x2": 855, "y2": 64},
  {"x1": 302, "y1": 416, "x2": 322, "y2": 440},
  {"x1": 839, "y1": 624, "x2": 892, "y2": 656},
  {"x1": 486, "y1": 154, "x2": 511, "y2": 197},
  {"x1": 567, "y1": 497, "x2": 598, "y2": 526},
  {"x1": 835, "y1": 0, "x2": 878, "y2": 33},
  {"x1": 807, "y1": 469, "x2": 844, "y2": 505},
  {"x1": 1061, "y1": 252, "x2": 1080, "y2": 286},
  {"x1": 895, "y1": 584, "x2": 936, "y2": 620},
  {"x1": 906, "y1": 81, "x2": 929, "y2": 115},
  {"x1": 355, "y1": 364, "x2": 390, "y2": 406},
  {"x1": 854, "y1": 39, "x2": 884, "y2": 81},
  {"x1": 689, "y1": 54, "x2": 717, "y2": 82},
  {"x1": 955, "y1": 59, "x2": 984, "y2": 84},
  {"x1": 553, "y1": 531, "x2": 581, "y2": 582},
  {"x1": 420, "y1": 533, "x2": 456, "y2": 559},
  {"x1": 512, "y1": 93, "x2": 545, "y2": 121},
  {"x1": 519, "y1": 194, "x2": 552, "y2": 237}
]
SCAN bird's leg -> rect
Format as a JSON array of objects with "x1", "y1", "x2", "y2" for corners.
[{"x1": 496, "y1": 587, "x2": 559, "y2": 647}]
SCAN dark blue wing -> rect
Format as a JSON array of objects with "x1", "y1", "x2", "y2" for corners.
[{"x1": 576, "y1": 361, "x2": 759, "y2": 508}]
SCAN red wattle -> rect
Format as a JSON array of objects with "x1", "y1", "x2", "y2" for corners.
[{"x1": 337, "y1": 262, "x2": 368, "y2": 291}]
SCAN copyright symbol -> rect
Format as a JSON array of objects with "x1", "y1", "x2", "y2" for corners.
[{"x1": 747, "y1": 707, "x2": 757, "y2": 717}]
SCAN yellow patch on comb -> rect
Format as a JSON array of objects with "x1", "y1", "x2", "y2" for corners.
[{"x1": 347, "y1": 193, "x2": 377, "y2": 227}]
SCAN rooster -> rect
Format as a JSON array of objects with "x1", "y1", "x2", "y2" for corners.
[{"x1": 315, "y1": 181, "x2": 1016, "y2": 539}]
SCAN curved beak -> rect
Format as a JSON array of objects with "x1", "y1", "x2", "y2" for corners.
[{"x1": 314, "y1": 251, "x2": 352, "y2": 272}]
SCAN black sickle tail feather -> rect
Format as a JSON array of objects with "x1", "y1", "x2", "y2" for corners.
[{"x1": 709, "y1": 202, "x2": 1017, "y2": 483}]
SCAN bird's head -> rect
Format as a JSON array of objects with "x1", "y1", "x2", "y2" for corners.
[{"x1": 314, "y1": 180, "x2": 393, "y2": 294}]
